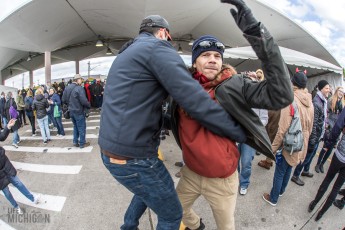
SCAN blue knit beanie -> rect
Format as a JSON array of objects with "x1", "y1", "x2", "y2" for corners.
[{"x1": 192, "y1": 35, "x2": 224, "y2": 64}]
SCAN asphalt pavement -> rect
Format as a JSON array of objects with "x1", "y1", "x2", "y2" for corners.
[{"x1": 0, "y1": 109, "x2": 343, "y2": 230}]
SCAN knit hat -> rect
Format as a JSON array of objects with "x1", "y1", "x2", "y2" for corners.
[
  {"x1": 192, "y1": 35, "x2": 224, "y2": 64},
  {"x1": 291, "y1": 71, "x2": 307, "y2": 88},
  {"x1": 318, "y1": 80, "x2": 329, "y2": 91}
]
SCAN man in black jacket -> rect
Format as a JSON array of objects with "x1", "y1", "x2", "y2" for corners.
[{"x1": 62, "y1": 74, "x2": 91, "y2": 148}]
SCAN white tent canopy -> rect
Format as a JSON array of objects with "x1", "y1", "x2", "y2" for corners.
[
  {"x1": 223, "y1": 46, "x2": 343, "y2": 91},
  {"x1": 224, "y1": 46, "x2": 342, "y2": 74}
]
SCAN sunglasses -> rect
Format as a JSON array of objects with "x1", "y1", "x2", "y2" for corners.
[{"x1": 193, "y1": 41, "x2": 225, "y2": 51}]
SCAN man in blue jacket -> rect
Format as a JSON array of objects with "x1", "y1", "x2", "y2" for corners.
[
  {"x1": 98, "y1": 0, "x2": 292, "y2": 229},
  {"x1": 99, "y1": 11, "x2": 248, "y2": 230},
  {"x1": 62, "y1": 74, "x2": 91, "y2": 148}
]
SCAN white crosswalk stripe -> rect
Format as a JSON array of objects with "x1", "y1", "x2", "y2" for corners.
[
  {"x1": 0, "y1": 186, "x2": 66, "y2": 212},
  {"x1": 62, "y1": 119, "x2": 99, "y2": 125},
  {"x1": 26, "y1": 126, "x2": 99, "y2": 133},
  {"x1": 1, "y1": 110, "x2": 100, "y2": 218},
  {"x1": 3, "y1": 146, "x2": 93, "y2": 153},
  {"x1": 11, "y1": 161, "x2": 82, "y2": 174},
  {"x1": 19, "y1": 134, "x2": 98, "y2": 140},
  {"x1": 0, "y1": 220, "x2": 16, "y2": 230}
]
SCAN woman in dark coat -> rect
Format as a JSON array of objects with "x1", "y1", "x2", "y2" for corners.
[{"x1": 0, "y1": 119, "x2": 41, "y2": 214}]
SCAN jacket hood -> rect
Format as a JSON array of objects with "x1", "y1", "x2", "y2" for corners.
[
  {"x1": 294, "y1": 87, "x2": 312, "y2": 107},
  {"x1": 36, "y1": 94, "x2": 45, "y2": 101}
]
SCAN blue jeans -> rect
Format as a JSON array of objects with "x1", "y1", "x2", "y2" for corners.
[
  {"x1": 2, "y1": 175, "x2": 34, "y2": 208},
  {"x1": 37, "y1": 115, "x2": 51, "y2": 141},
  {"x1": 238, "y1": 143, "x2": 256, "y2": 189},
  {"x1": 101, "y1": 153, "x2": 182, "y2": 230},
  {"x1": 293, "y1": 142, "x2": 319, "y2": 177},
  {"x1": 54, "y1": 114, "x2": 65, "y2": 135},
  {"x1": 270, "y1": 153, "x2": 292, "y2": 203},
  {"x1": 2, "y1": 116, "x2": 8, "y2": 127},
  {"x1": 12, "y1": 129, "x2": 20, "y2": 145},
  {"x1": 70, "y1": 112, "x2": 86, "y2": 147}
]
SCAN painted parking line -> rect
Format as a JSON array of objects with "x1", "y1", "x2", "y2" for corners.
[
  {"x1": 62, "y1": 119, "x2": 99, "y2": 125},
  {"x1": 26, "y1": 126, "x2": 100, "y2": 133},
  {"x1": 0, "y1": 220, "x2": 16, "y2": 230},
  {"x1": 19, "y1": 134, "x2": 98, "y2": 141},
  {"x1": 3, "y1": 146, "x2": 93, "y2": 153},
  {"x1": 0, "y1": 187, "x2": 66, "y2": 212},
  {"x1": 11, "y1": 161, "x2": 82, "y2": 174}
]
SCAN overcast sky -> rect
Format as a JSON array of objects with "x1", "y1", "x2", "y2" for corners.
[{"x1": 2, "y1": 0, "x2": 345, "y2": 88}]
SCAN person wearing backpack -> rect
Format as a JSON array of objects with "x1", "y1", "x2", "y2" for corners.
[
  {"x1": 33, "y1": 88, "x2": 51, "y2": 144},
  {"x1": 25, "y1": 90, "x2": 36, "y2": 136},
  {"x1": 263, "y1": 71, "x2": 314, "y2": 206},
  {"x1": 291, "y1": 80, "x2": 331, "y2": 186},
  {"x1": 4, "y1": 92, "x2": 21, "y2": 148}
]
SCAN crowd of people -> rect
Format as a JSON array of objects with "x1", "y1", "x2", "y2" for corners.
[
  {"x1": 98, "y1": 0, "x2": 344, "y2": 229},
  {"x1": 0, "y1": 76, "x2": 103, "y2": 147},
  {"x1": 1, "y1": 0, "x2": 344, "y2": 228}
]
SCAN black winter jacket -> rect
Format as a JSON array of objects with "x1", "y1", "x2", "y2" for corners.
[
  {"x1": 99, "y1": 32, "x2": 246, "y2": 159},
  {"x1": 33, "y1": 94, "x2": 49, "y2": 119},
  {"x1": 308, "y1": 93, "x2": 327, "y2": 146},
  {"x1": 171, "y1": 23, "x2": 293, "y2": 160},
  {"x1": 0, "y1": 127, "x2": 17, "y2": 190},
  {"x1": 62, "y1": 83, "x2": 90, "y2": 116},
  {"x1": 0, "y1": 97, "x2": 6, "y2": 117}
]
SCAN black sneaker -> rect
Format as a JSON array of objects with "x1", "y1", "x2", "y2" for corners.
[
  {"x1": 308, "y1": 200, "x2": 317, "y2": 213},
  {"x1": 339, "y1": 189, "x2": 345, "y2": 196},
  {"x1": 43, "y1": 141, "x2": 48, "y2": 144},
  {"x1": 185, "y1": 218, "x2": 205, "y2": 230},
  {"x1": 301, "y1": 171, "x2": 314, "y2": 178},
  {"x1": 73, "y1": 143, "x2": 80, "y2": 147},
  {"x1": 333, "y1": 199, "x2": 345, "y2": 210},
  {"x1": 291, "y1": 176, "x2": 305, "y2": 186}
]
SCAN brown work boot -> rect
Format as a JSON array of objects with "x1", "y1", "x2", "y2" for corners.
[{"x1": 258, "y1": 160, "x2": 273, "y2": 170}]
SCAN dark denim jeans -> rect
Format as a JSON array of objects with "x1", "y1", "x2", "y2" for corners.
[
  {"x1": 312, "y1": 154, "x2": 345, "y2": 213},
  {"x1": 293, "y1": 142, "x2": 319, "y2": 177},
  {"x1": 270, "y1": 153, "x2": 292, "y2": 203},
  {"x1": 54, "y1": 113, "x2": 65, "y2": 135},
  {"x1": 101, "y1": 153, "x2": 182, "y2": 230},
  {"x1": 26, "y1": 112, "x2": 36, "y2": 135},
  {"x1": 238, "y1": 143, "x2": 256, "y2": 189},
  {"x1": 48, "y1": 112, "x2": 57, "y2": 128},
  {"x1": 70, "y1": 112, "x2": 86, "y2": 147}
]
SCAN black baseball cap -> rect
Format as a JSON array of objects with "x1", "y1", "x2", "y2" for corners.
[{"x1": 140, "y1": 15, "x2": 171, "y2": 40}]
